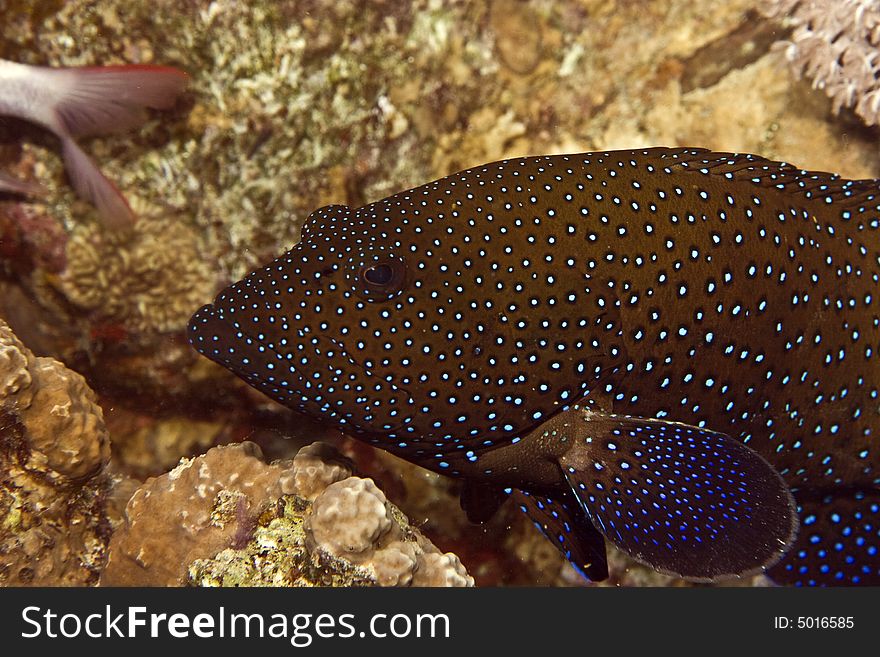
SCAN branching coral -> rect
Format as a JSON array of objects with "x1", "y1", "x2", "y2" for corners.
[{"x1": 763, "y1": 0, "x2": 880, "y2": 126}]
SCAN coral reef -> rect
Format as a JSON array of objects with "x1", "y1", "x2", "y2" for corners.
[
  {"x1": 100, "y1": 441, "x2": 297, "y2": 586},
  {"x1": 0, "y1": 0, "x2": 878, "y2": 588},
  {"x1": 102, "y1": 441, "x2": 473, "y2": 587},
  {"x1": 762, "y1": 0, "x2": 880, "y2": 126},
  {"x1": 306, "y1": 475, "x2": 472, "y2": 586},
  {"x1": 291, "y1": 441, "x2": 354, "y2": 501},
  {"x1": 2, "y1": 0, "x2": 496, "y2": 279},
  {"x1": 58, "y1": 209, "x2": 215, "y2": 335},
  {"x1": 0, "y1": 318, "x2": 120, "y2": 585},
  {"x1": 104, "y1": 411, "x2": 227, "y2": 479},
  {"x1": 186, "y1": 495, "x2": 376, "y2": 587}
]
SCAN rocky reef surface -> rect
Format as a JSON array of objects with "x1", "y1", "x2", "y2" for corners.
[
  {"x1": 103, "y1": 441, "x2": 472, "y2": 587},
  {"x1": 0, "y1": 317, "x2": 123, "y2": 585},
  {"x1": 2, "y1": 315, "x2": 472, "y2": 586},
  {"x1": 1, "y1": 0, "x2": 875, "y2": 586}
]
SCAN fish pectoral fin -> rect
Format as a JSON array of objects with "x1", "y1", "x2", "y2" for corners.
[
  {"x1": 459, "y1": 480, "x2": 507, "y2": 523},
  {"x1": 555, "y1": 407, "x2": 798, "y2": 581},
  {"x1": 510, "y1": 487, "x2": 609, "y2": 582},
  {"x1": 768, "y1": 488, "x2": 880, "y2": 586}
]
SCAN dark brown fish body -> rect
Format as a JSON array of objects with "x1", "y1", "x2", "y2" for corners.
[{"x1": 190, "y1": 148, "x2": 879, "y2": 585}]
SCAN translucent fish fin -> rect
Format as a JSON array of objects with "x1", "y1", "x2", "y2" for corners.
[
  {"x1": 554, "y1": 407, "x2": 797, "y2": 581},
  {"x1": 460, "y1": 480, "x2": 507, "y2": 523},
  {"x1": 47, "y1": 65, "x2": 188, "y2": 137},
  {"x1": 769, "y1": 488, "x2": 880, "y2": 586},
  {"x1": 61, "y1": 138, "x2": 135, "y2": 230},
  {"x1": 0, "y1": 171, "x2": 45, "y2": 197},
  {"x1": 510, "y1": 487, "x2": 609, "y2": 581}
]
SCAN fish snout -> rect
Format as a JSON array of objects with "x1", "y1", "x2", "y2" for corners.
[
  {"x1": 187, "y1": 303, "x2": 223, "y2": 355},
  {"x1": 187, "y1": 302, "x2": 307, "y2": 403},
  {"x1": 187, "y1": 302, "x2": 248, "y2": 367}
]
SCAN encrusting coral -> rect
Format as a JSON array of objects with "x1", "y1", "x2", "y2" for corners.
[
  {"x1": 762, "y1": 0, "x2": 880, "y2": 126},
  {"x1": 100, "y1": 441, "x2": 298, "y2": 586},
  {"x1": 0, "y1": 318, "x2": 118, "y2": 585},
  {"x1": 305, "y1": 475, "x2": 472, "y2": 586},
  {"x1": 102, "y1": 441, "x2": 473, "y2": 587}
]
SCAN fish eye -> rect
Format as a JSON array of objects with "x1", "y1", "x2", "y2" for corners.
[
  {"x1": 364, "y1": 264, "x2": 393, "y2": 285},
  {"x1": 355, "y1": 255, "x2": 408, "y2": 301}
]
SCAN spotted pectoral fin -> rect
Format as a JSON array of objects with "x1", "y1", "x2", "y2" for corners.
[
  {"x1": 555, "y1": 408, "x2": 798, "y2": 581},
  {"x1": 510, "y1": 488, "x2": 609, "y2": 581},
  {"x1": 769, "y1": 488, "x2": 880, "y2": 586},
  {"x1": 460, "y1": 480, "x2": 507, "y2": 523}
]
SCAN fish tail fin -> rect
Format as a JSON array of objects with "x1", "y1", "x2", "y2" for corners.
[
  {"x1": 45, "y1": 65, "x2": 188, "y2": 137},
  {"x1": 60, "y1": 138, "x2": 135, "y2": 230},
  {"x1": 509, "y1": 487, "x2": 609, "y2": 581},
  {"x1": 769, "y1": 488, "x2": 880, "y2": 586},
  {"x1": 551, "y1": 407, "x2": 798, "y2": 581}
]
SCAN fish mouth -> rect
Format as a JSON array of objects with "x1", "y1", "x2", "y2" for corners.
[
  {"x1": 187, "y1": 302, "x2": 309, "y2": 403},
  {"x1": 189, "y1": 302, "x2": 414, "y2": 434}
]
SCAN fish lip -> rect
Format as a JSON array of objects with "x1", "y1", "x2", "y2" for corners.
[
  {"x1": 186, "y1": 302, "x2": 216, "y2": 350},
  {"x1": 187, "y1": 301, "x2": 309, "y2": 390},
  {"x1": 190, "y1": 303, "x2": 415, "y2": 434}
]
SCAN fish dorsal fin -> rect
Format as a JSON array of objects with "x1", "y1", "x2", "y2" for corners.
[
  {"x1": 644, "y1": 147, "x2": 880, "y2": 215},
  {"x1": 548, "y1": 405, "x2": 798, "y2": 581}
]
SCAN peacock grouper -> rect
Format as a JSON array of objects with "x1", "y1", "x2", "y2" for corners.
[{"x1": 189, "y1": 147, "x2": 880, "y2": 586}]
